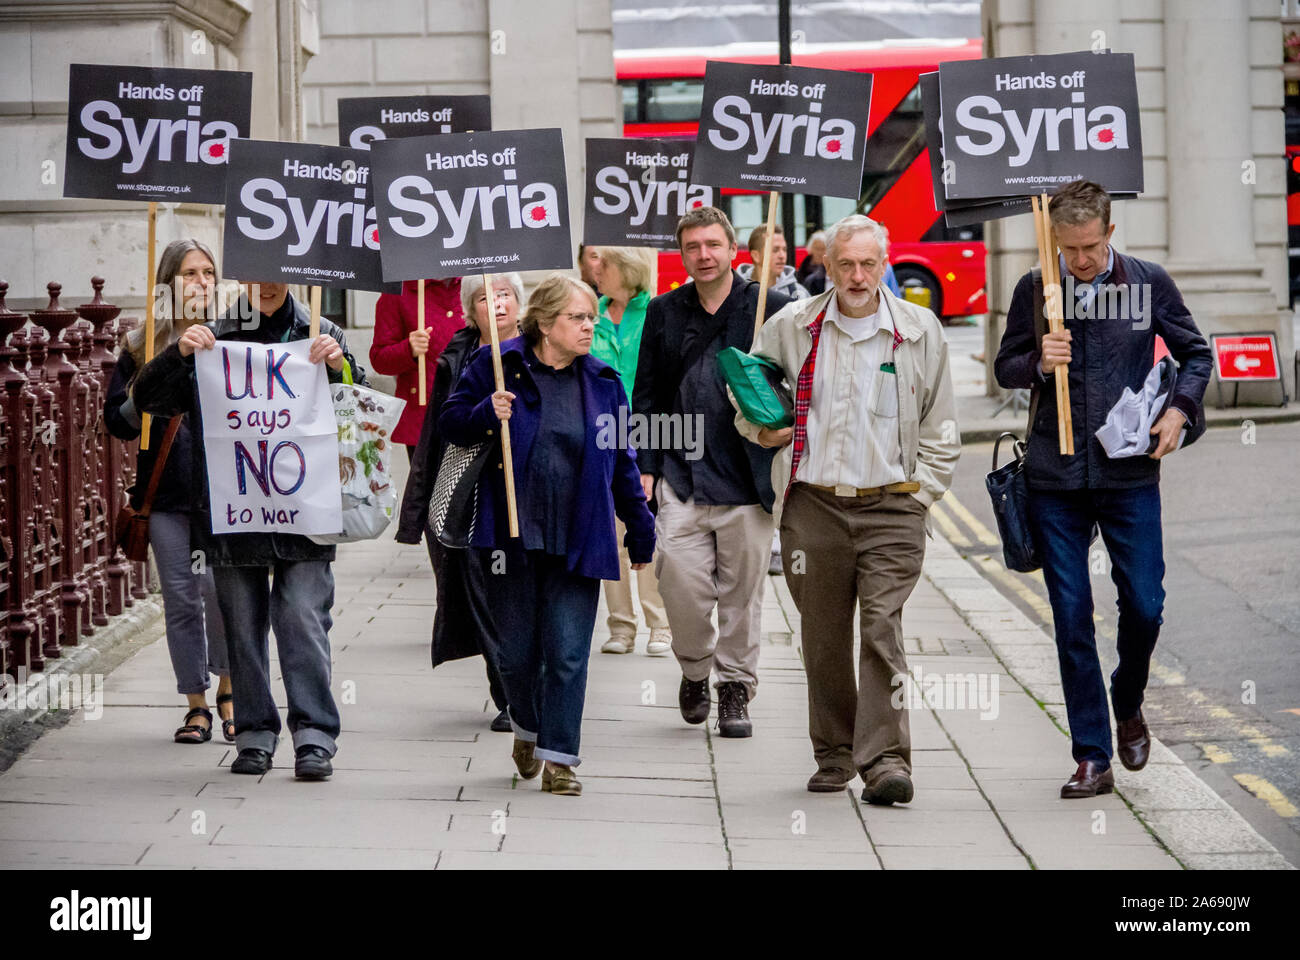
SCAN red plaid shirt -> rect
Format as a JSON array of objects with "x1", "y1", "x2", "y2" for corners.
[{"x1": 786, "y1": 302, "x2": 904, "y2": 499}]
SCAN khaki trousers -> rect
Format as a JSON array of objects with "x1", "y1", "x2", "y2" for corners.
[
  {"x1": 604, "y1": 518, "x2": 670, "y2": 637},
  {"x1": 780, "y1": 482, "x2": 927, "y2": 782},
  {"x1": 655, "y1": 482, "x2": 771, "y2": 700}
]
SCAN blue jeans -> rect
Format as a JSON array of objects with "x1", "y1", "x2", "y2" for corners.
[
  {"x1": 1028, "y1": 483, "x2": 1165, "y2": 767},
  {"x1": 482, "y1": 549, "x2": 599, "y2": 767},
  {"x1": 211, "y1": 561, "x2": 340, "y2": 757}
]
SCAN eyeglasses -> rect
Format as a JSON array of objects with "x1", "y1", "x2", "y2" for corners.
[{"x1": 561, "y1": 312, "x2": 596, "y2": 324}]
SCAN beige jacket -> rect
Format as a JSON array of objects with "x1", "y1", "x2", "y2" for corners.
[{"x1": 732, "y1": 286, "x2": 960, "y2": 524}]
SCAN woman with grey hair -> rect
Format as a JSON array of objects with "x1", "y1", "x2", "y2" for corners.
[
  {"x1": 397, "y1": 272, "x2": 524, "y2": 733},
  {"x1": 104, "y1": 238, "x2": 232, "y2": 744}
]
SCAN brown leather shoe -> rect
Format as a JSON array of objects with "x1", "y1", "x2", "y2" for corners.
[
  {"x1": 512, "y1": 738, "x2": 542, "y2": 780},
  {"x1": 807, "y1": 768, "x2": 854, "y2": 793},
  {"x1": 1060, "y1": 760, "x2": 1115, "y2": 799},
  {"x1": 862, "y1": 770, "x2": 914, "y2": 806},
  {"x1": 1116, "y1": 709, "x2": 1151, "y2": 771}
]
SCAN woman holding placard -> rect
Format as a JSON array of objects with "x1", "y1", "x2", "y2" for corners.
[
  {"x1": 397, "y1": 272, "x2": 524, "y2": 734},
  {"x1": 590, "y1": 247, "x2": 672, "y2": 657},
  {"x1": 105, "y1": 239, "x2": 234, "y2": 745},
  {"x1": 133, "y1": 277, "x2": 365, "y2": 782},
  {"x1": 439, "y1": 274, "x2": 656, "y2": 797},
  {"x1": 369, "y1": 277, "x2": 463, "y2": 458}
]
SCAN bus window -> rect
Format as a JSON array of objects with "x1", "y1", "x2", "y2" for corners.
[
  {"x1": 646, "y1": 78, "x2": 704, "y2": 123},
  {"x1": 621, "y1": 80, "x2": 642, "y2": 125}
]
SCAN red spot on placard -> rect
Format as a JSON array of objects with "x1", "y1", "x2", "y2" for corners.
[
  {"x1": 691, "y1": 199, "x2": 704, "y2": 208},
  {"x1": 529, "y1": 206, "x2": 547, "y2": 222},
  {"x1": 370, "y1": 228, "x2": 380, "y2": 245},
  {"x1": 208, "y1": 142, "x2": 225, "y2": 159},
  {"x1": 1096, "y1": 128, "x2": 1114, "y2": 144},
  {"x1": 825, "y1": 139, "x2": 841, "y2": 154}
]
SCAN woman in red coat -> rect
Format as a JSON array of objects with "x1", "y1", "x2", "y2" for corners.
[{"x1": 369, "y1": 277, "x2": 463, "y2": 455}]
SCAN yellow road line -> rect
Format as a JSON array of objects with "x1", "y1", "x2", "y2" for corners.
[
  {"x1": 1200, "y1": 743, "x2": 1235, "y2": 764},
  {"x1": 975, "y1": 554, "x2": 1055, "y2": 622},
  {"x1": 1239, "y1": 725, "x2": 1291, "y2": 758},
  {"x1": 942, "y1": 491, "x2": 1001, "y2": 548},
  {"x1": 930, "y1": 500, "x2": 972, "y2": 548},
  {"x1": 1233, "y1": 773, "x2": 1300, "y2": 818}
]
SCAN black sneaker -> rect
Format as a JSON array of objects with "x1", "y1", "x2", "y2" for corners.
[
  {"x1": 230, "y1": 747, "x2": 273, "y2": 775},
  {"x1": 489, "y1": 709, "x2": 512, "y2": 733},
  {"x1": 678, "y1": 676, "x2": 711, "y2": 725},
  {"x1": 294, "y1": 745, "x2": 333, "y2": 781},
  {"x1": 716, "y1": 682, "x2": 753, "y2": 738}
]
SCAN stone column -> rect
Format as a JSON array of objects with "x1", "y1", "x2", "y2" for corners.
[{"x1": 1162, "y1": 0, "x2": 1287, "y2": 401}]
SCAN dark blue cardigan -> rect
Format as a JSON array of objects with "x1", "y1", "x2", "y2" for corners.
[{"x1": 438, "y1": 336, "x2": 655, "y2": 581}]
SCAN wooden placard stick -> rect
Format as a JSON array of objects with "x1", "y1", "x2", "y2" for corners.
[
  {"x1": 1033, "y1": 193, "x2": 1074, "y2": 456},
  {"x1": 752, "y1": 190, "x2": 780, "y2": 344},
  {"x1": 482, "y1": 273, "x2": 519, "y2": 538},
  {"x1": 140, "y1": 201, "x2": 158, "y2": 450},
  {"x1": 309, "y1": 285, "x2": 321, "y2": 340},
  {"x1": 416, "y1": 278, "x2": 428, "y2": 406}
]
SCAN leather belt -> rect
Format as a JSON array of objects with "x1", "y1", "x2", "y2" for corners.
[{"x1": 805, "y1": 481, "x2": 920, "y2": 498}]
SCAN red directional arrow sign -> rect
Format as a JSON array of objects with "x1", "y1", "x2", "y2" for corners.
[{"x1": 1211, "y1": 334, "x2": 1280, "y2": 382}]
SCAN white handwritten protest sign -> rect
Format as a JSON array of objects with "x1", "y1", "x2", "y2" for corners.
[{"x1": 195, "y1": 339, "x2": 341, "y2": 535}]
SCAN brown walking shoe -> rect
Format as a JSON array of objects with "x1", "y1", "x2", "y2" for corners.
[
  {"x1": 541, "y1": 762, "x2": 582, "y2": 796},
  {"x1": 512, "y1": 738, "x2": 542, "y2": 779},
  {"x1": 1060, "y1": 760, "x2": 1115, "y2": 798},
  {"x1": 1116, "y1": 709, "x2": 1151, "y2": 771},
  {"x1": 807, "y1": 768, "x2": 854, "y2": 793}
]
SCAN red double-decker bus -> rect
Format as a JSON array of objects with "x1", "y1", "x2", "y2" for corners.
[{"x1": 616, "y1": 38, "x2": 987, "y2": 317}]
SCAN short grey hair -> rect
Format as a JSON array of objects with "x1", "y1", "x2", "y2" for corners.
[
  {"x1": 807, "y1": 230, "x2": 827, "y2": 247},
  {"x1": 460, "y1": 272, "x2": 525, "y2": 323},
  {"x1": 824, "y1": 215, "x2": 889, "y2": 261}
]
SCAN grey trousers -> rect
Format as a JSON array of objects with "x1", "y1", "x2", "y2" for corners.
[
  {"x1": 212, "y1": 560, "x2": 340, "y2": 757},
  {"x1": 149, "y1": 511, "x2": 228, "y2": 694},
  {"x1": 654, "y1": 481, "x2": 771, "y2": 700},
  {"x1": 780, "y1": 483, "x2": 927, "y2": 783}
]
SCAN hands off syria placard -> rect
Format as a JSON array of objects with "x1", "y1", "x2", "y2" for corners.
[
  {"x1": 584, "y1": 138, "x2": 712, "y2": 248},
  {"x1": 337, "y1": 95, "x2": 492, "y2": 150},
  {"x1": 64, "y1": 63, "x2": 251, "y2": 204},
  {"x1": 223, "y1": 139, "x2": 392, "y2": 292},
  {"x1": 370, "y1": 127, "x2": 572, "y2": 281},
  {"x1": 937, "y1": 51, "x2": 1142, "y2": 201},
  {"x1": 691, "y1": 61, "x2": 872, "y2": 199}
]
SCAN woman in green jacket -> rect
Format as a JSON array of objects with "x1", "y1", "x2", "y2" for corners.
[{"x1": 590, "y1": 246, "x2": 672, "y2": 657}]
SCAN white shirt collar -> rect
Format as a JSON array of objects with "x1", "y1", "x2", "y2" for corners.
[{"x1": 826, "y1": 290, "x2": 890, "y2": 343}]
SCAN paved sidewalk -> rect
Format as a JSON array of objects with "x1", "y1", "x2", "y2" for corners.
[{"x1": 0, "y1": 484, "x2": 1290, "y2": 869}]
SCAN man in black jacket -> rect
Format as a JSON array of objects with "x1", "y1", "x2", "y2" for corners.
[
  {"x1": 133, "y1": 281, "x2": 365, "y2": 781},
  {"x1": 633, "y1": 206, "x2": 788, "y2": 737},
  {"x1": 994, "y1": 180, "x2": 1212, "y2": 798}
]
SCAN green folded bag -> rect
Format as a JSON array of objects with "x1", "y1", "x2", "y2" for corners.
[{"x1": 716, "y1": 347, "x2": 794, "y2": 430}]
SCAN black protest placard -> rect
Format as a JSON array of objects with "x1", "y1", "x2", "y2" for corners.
[
  {"x1": 63, "y1": 64, "x2": 251, "y2": 204},
  {"x1": 691, "y1": 61, "x2": 872, "y2": 199},
  {"x1": 919, "y1": 71, "x2": 1031, "y2": 225},
  {"x1": 370, "y1": 128, "x2": 572, "y2": 281},
  {"x1": 222, "y1": 139, "x2": 393, "y2": 293},
  {"x1": 337, "y1": 95, "x2": 492, "y2": 151},
  {"x1": 938, "y1": 51, "x2": 1142, "y2": 202},
  {"x1": 583, "y1": 138, "x2": 713, "y2": 249}
]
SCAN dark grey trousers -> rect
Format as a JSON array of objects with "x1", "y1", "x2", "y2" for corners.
[
  {"x1": 149, "y1": 511, "x2": 228, "y2": 694},
  {"x1": 212, "y1": 560, "x2": 339, "y2": 757}
]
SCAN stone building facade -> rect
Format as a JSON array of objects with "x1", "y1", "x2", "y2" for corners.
[{"x1": 982, "y1": 0, "x2": 1293, "y2": 402}]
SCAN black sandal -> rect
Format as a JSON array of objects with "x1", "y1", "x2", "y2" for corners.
[
  {"x1": 215, "y1": 693, "x2": 235, "y2": 743},
  {"x1": 174, "y1": 707, "x2": 213, "y2": 744}
]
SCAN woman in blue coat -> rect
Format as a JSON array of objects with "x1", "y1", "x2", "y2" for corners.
[{"x1": 439, "y1": 274, "x2": 656, "y2": 797}]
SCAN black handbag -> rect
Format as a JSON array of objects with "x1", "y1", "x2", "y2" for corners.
[
  {"x1": 986, "y1": 431, "x2": 1039, "y2": 572},
  {"x1": 985, "y1": 269, "x2": 1046, "y2": 573},
  {"x1": 427, "y1": 438, "x2": 496, "y2": 549}
]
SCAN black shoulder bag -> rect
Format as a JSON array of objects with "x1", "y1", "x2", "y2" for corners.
[{"x1": 985, "y1": 269, "x2": 1046, "y2": 573}]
